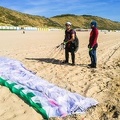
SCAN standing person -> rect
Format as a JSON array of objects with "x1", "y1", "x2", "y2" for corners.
[
  {"x1": 62, "y1": 22, "x2": 77, "y2": 65},
  {"x1": 88, "y1": 21, "x2": 99, "y2": 68}
]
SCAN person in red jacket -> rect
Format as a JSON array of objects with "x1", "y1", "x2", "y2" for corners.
[{"x1": 88, "y1": 21, "x2": 98, "y2": 68}]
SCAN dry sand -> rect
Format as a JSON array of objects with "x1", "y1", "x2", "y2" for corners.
[{"x1": 0, "y1": 30, "x2": 120, "y2": 120}]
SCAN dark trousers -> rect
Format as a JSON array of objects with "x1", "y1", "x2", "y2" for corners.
[
  {"x1": 89, "y1": 48, "x2": 97, "y2": 67},
  {"x1": 65, "y1": 48, "x2": 75, "y2": 64}
]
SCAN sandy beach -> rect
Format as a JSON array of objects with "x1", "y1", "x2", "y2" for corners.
[{"x1": 0, "y1": 30, "x2": 120, "y2": 120}]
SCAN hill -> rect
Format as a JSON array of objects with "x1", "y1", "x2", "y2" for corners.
[
  {"x1": 50, "y1": 14, "x2": 120, "y2": 30},
  {"x1": 0, "y1": 6, "x2": 61, "y2": 28},
  {"x1": 0, "y1": 6, "x2": 120, "y2": 30}
]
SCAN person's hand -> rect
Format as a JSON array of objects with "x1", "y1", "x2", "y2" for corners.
[
  {"x1": 63, "y1": 41, "x2": 67, "y2": 45},
  {"x1": 88, "y1": 44, "x2": 90, "y2": 48},
  {"x1": 68, "y1": 40, "x2": 72, "y2": 43},
  {"x1": 89, "y1": 48, "x2": 93, "y2": 51}
]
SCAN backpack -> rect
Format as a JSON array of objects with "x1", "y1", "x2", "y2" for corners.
[
  {"x1": 70, "y1": 29, "x2": 79, "y2": 52},
  {"x1": 74, "y1": 35, "x2": 79, "y2": 52}
]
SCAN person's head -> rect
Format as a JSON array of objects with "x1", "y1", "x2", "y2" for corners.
[
  {"x1": 65, "y1": 22, "x2": 72, "y2": 30},
  {"x1": 90, "y1": 21, "x2": 97, "y2": 28}
]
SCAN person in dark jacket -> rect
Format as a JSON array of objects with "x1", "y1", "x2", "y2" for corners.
[
  {"x1": 88, "y1": 21, "x2": 98, "y2": 68},
  {"x1": 62, "y1": 22, "x2": 76, "y2": 65}
]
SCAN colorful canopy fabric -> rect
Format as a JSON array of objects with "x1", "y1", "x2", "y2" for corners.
[{"x1": 0, "y1": 57, "x2": 98, "y2": 119}]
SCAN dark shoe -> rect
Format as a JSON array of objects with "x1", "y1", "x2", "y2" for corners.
[
  {"x1": 88, "y1": 64, "x2": 92, "y2": 67},
  {"x1": 87, "y1": 64, "x2": 96, "y2": 68},
  {"x1": 71, "y1": 63, "x2": 75, "y2": 66},
  {"x1": 62, "y1": 60, "x2": 68, "y2": 64},
  {"x1": 91, "y1": 65, "x2": 96, "y2": 68}
]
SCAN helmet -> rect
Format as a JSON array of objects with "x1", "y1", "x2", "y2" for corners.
[
  {"x1": 91, "y1": 21, "x2": 97, "y2": 27},
  {"x1": 65, "y1": 22, "x2": 72, "y2": 26}
]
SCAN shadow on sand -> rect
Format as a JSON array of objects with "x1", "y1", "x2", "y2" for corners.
[
  {"x1": 25, "y1": 57, "x2": 62, "y2": 65},
  {"x1": 25, "y1": 58, "x2": 89, "y2": 67}
]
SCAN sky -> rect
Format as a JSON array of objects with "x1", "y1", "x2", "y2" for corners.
[{"x1": 0, "y1": 0, "x2": 120, "y2": 22}]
